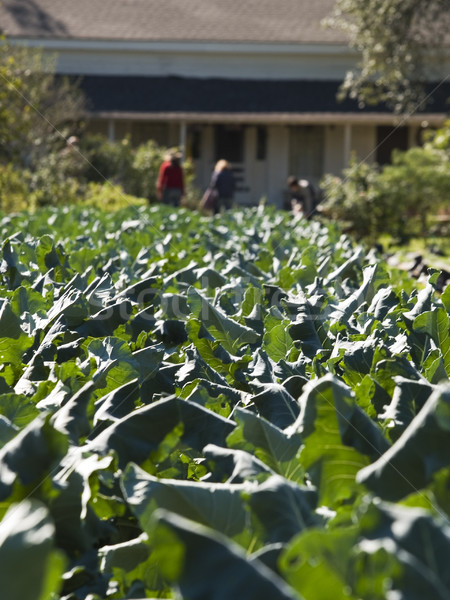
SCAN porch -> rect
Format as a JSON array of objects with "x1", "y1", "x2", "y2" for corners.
[{"x1": 86, "y1": 117, "x2": 430, "y2": 208}]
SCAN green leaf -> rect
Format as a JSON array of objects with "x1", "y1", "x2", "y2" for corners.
[
  {"x1": 0, "y1": 415, "x2": 68, "y2": 502},
  {"x1": 93, "y1": 378, "x2": 140, "y2": 424},
  {"x1": 0, "y1": 499, "x2": 66, "y2": 600},
  {"x1": 355, "y1": 500, "x2": 450, "y2": 600},
  {"x1": 380, "y1": 377, "x2": 434, "y2": 441},
  {"x1": 246, "y1": 474, "x2": 318, "y2": 544},
  {"x1": 241, "y1": 284, "x2": 265, "y2": 318},
  {"x1": 50, "y1": 452, "x2": 116, "y2": 554},
  {"x1": 202, "y1": 443, "x2": 274, "y2": 483},
  {"x1": 180, "y1": 379, "x2": 240, "y2": 418},
  {"x1": 46, "y1": 286, "x2": 89, "y2": 327},
  {"x1": 36, "y1": 234, "x2": 66, "y2": 271},
  {"x1": 0, "y1": 415, "x2": 18, "y2": 448},
  {"x1": 286, "y1": 375, "x2": 387, "y2": 506},
  {"x1": 186, "y1": 317, "x2": 245, "y2": 378},
  {"x1": 86, "y1": 336, "x2": 139, "y2": 397},
  {"x1": 280, "y1": 526, "x2": 359, "y2": 600},
  {"x1": 413, "y1": 308, "x2": 450, "y2": 375},
  {"x1": 88, "y1": 396, "x2": 235, "y2": 469},
  {"x1": 263, "y1": 321, "x2": 295, "y2": 363},
  {"x1": 288, "y1": 292, "x2": 323, "y2": 358},
  {"x1": 422, "y1": 348, "x2": 449, "y2": 384},
  {"x1": 227, "y1": 407, "x2": 304, "y2": 482},
  {"x1": 0, "y1": 301, "x2": 34, "y2": 363},
  {"x1": 176, "y1": 345, "x2": 230, "y2": 387},
  {"x1": 251, "y1": 383, "x2": 300, "y2": 429},
  {"x1": 441, "y1": 283, "x2": 450, "y2": 313},
  {"x1": 122, "y1": 462, "x2": 251, "y2": 543},
  {"x1": 187, "y1": 287, "x2": 260, "y2": 354},
  {"x1": 330, "y1": 264, "x2": 389, "y2": 326},
  {"x1": 148, "y1": 509, "x2": 300, "y2": 600},
  {"x1": 98, "y1": 534, "x2": 158, "y2": 596},
  {"x1": 0, "y1": 393, "x2": 39, "y2": 430},
  {"x1": 51, "y1": 381, "x2": 96, "y2": 444},
  {"x1": 357, "y1": 383, "x2": 450, "y2": 501}
]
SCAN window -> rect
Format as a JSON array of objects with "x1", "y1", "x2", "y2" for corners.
[
  {"x1": 256, "y1": 126, "x2": 267, "y2": 160},
  {"x1": 376, "y1": 126, "x2": 409, "y2": 165},
  {"x1": 215, "y1": 125, "x2": 244, "y2": 163},
  {"x1": 189, "y1": 128, "x2": 202, "y2": 159}
]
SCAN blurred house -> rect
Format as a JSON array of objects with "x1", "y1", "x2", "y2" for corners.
[{"x1": 1, "y1": 0, "x2": 450, "y2": 206}]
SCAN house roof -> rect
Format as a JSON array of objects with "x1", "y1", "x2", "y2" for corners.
[
  {"x1": 79, "y1": 75, "x2": 450, "y2": 124},
  {"x1": 0, "y1": 0, "x2": 345, "y2": 44}
]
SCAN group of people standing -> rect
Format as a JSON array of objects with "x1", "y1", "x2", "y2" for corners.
[
  {"x1": 156, "y1": 150, "x2": 235, "y2": 214},
  {"x1": 156, "y1": 149, "x2": 319, "y2": 217}
]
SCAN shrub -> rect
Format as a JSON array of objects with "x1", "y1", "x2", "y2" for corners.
[
  {"x1": 79, "y1": 134, "x2": 134, "y2": 185},
  {"x1": 0, "y1": 164, "x2": 31, "y2": 212},
  {"x1": 126, "y1": 139, "x2": 167, "y2": 203},
  {"x1": 127, "y1": 141, "x2": 202, "y2": 208},
  {"x1": 320, "y1": 159, "x2": 384, "y2": 242},
  {"x1": 81, "y1": 181, "x2": 146, "y2": 211},
  {"x1": 320, "y1": 121, "x2": 450, "y2": 243},
  {"x1": 29, "y1": 150, "x2": 84, "y2": 207},
  {"x1": 377, "y1": 145, "x2": 450, "y2": 236}
]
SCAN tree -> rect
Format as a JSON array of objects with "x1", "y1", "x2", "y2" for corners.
[
  {"x1": 0, "y1": 40, "x2": 86, "y2": 167},
  {"x1": 324, "y1": 0, "x2": 450, "y2": 113}
]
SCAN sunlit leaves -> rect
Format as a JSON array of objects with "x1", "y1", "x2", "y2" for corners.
[{"x1": 0, "y1": 204, "x2": 448, "y2": 599}]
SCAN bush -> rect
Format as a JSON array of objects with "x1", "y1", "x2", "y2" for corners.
[
  {"x1": 320, "y1": 121, "x2": 450, "y2": 243},
  {"x1": 29, "y1": 150, "x2": 83, "y2": 207},
  {"x1": 78, "y1": 136, "x2": 201, "y2": 208},
  {"x1": 377, "y1": 145, "x2": 450, "y2": 236},
  {"x1": 1, "y1": 128, "x2": 202, "y2": 213},
  {"x1": 127, "y1": 140, "x2": 201, "y2": 208},
  {"x1": 0, "y1": 164, "x2": 31, "y2": 212},
  {"x1": 320, "y1": 159, "x2": 384, "y2": 242},
  {"x1": 126, "y1": 139, "x2": 167, "y2": 203},
  {"x1": 79, "y1": 134, "x2": 134, "y2": 185},
  {"x1": 81, "y1": 181, "x2": 146, "y2": 211}
]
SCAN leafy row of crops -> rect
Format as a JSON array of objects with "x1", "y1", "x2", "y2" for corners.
[{"x1": 0, "y1": 204, "x2": 449, "y2": 600}]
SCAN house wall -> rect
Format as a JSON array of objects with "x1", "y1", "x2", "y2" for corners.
[
  {"x1": 324, "y1": 124, "x2": 378, "y2": 174},
  {"x1": 352, "y1": 125, "x2": 377, "y2": 165},
  {"x1": 323, "y1": 125, "x2": 344, "y2": 175},
  {"x1": 22, "y1": 39, "x2": 358, "y2": 81}
]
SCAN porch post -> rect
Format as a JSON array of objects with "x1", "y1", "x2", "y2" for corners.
[
  {"x1": 107, "y1": 119, "x2": 116, "y2": 143},
  {"x1": 179, "y1": 121, "x2": 187, "y2": 159},
  {"x1": 408, "y1": 125, "x2": 419, "y2": 149},
  {"x1": 343, "y1": 123, "x2": 352, "y2": 167}
]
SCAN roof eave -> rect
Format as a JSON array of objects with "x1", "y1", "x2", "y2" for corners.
[
  {"x1": 5, "y1": 36, "x2": 353, "y2": 55},
  {"x1": 89, "y1": 111, "x2": 448, "y2": 126}
]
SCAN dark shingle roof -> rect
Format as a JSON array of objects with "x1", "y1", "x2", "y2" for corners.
[
  {"x1": 0, "y1": 0, "x2": 345, "y2": 44},
  {"x1": 79, "y1": 75, "x2": 450, "y2": 116}
]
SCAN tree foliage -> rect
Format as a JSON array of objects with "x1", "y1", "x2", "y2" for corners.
[
  {"x1": 324, "y1": 0, "x2": 450, "y2": 113},
  {"x1": 0, "y1": 40, "x2": 86, "y2": 167}
]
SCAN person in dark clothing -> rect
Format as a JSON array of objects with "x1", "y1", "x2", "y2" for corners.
[
  {"x1": 286, "y1": 175, "x2": 317, "y2": 218},
  {"x1": 156, "y1": 150, "x2": 184, "y2": 207},
  {"x1": 210, "y1": 159, "x2": 235, "y2": 214}
]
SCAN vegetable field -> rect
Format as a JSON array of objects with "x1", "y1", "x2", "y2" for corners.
[{"x1": 0, "y1": 205, "x2": 449, "y2": 600}]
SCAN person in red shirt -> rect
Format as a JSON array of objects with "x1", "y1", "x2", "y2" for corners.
[{"x1": 156, "y1": 150, "x2": 185, "y2": 207}]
